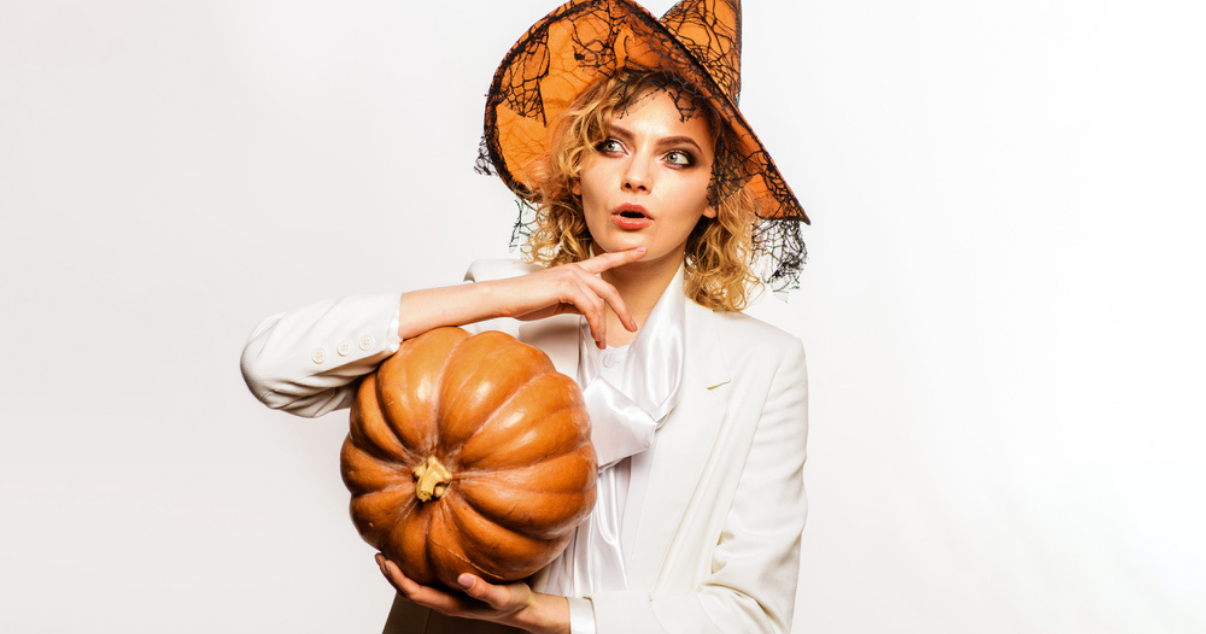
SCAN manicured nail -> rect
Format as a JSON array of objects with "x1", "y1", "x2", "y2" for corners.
[{"x1": 458, "y1": 574, "x2": 474, "y2": 590}]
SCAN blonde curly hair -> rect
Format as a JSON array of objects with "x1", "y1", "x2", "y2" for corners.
[{"x1": 517, "y1": 69, "x2": 764, "y2": 312}]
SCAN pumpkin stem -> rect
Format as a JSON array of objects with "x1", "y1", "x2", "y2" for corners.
[{"x1": 413, "y1": 456, "x2": 453, "y2": 502}]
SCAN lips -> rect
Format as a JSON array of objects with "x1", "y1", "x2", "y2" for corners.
[{"x1": 612, "y1": 203, "x2": 652, "y2": 230}]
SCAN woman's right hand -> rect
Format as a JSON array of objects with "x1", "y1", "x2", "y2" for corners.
[
  {"x1": 397, "y1": 247, "x2": 646, "y2": 348},
  {"x1": 486, "y1": 247, "x2": 645, "y2": 348}
]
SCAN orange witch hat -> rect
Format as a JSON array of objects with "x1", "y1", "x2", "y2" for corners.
[{"x1": 479, "y1": 0, "x2": 809, "y2": 223}]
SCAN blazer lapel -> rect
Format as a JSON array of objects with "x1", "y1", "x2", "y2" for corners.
[{"x1": 627, "y1": 299, "x2": 730, "y2": 588}]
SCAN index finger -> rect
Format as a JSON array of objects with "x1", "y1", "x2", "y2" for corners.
[{"x1": 577, "y1": 247, "x2": 647, "y2": 274}]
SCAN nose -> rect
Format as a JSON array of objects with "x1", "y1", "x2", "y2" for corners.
[{"x1": 621, "y1": 156, "x2": 650, "y2": 193}]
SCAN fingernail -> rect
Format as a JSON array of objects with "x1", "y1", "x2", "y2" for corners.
[{"x1": 458, "y1": 574, "x2": 474, "y2": 590}]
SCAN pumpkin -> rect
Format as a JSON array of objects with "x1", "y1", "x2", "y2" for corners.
[{"x1": 340, "y1": 326, "x2": 596, "y2": 589}]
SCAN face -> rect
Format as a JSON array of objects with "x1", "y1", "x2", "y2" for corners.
[{"x1": 572, "y1": 89, "x2": 717, "y2": 266}]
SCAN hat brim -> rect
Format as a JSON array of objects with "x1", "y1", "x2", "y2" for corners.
[{"x1": 482, "y1": 0, "x2": 808, "y2": 223}]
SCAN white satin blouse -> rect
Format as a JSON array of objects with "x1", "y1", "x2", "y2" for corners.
[{"x1": 546, "y1": 265, "x2": 687, "y2": 633}]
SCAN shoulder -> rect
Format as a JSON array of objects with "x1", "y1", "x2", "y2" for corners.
[
  {"x1": 686, "y1": 300, "x2": 805, "y2": 392},
  {"x1": 711, "y1": 308, "x2": 805, "y2": 359},
  {"x1": 463, "y1": 258, "x2": 543, "y2": 283}
]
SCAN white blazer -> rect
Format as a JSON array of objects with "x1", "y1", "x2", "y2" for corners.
[{"x1": 240, "y1": 261, "x2": 809, "y2": 634}]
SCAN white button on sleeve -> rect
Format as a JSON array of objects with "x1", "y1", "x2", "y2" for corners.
[
  {"x1": 358, "y1": 334, "x2": 375, "y2": 351},
  {"x1": 240, "y1": 293, "x2": 403, "y2": 418}
]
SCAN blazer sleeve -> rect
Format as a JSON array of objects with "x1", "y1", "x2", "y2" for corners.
[
  {"x1": 589, "y1": 339, "x2": 809, "y2": 634},
  {"x1": 239, "y1": 293, "x2": 404, "y2": 417},
  {"x1": 239, "y1": 259, "x2": 536, "y2": 418}
]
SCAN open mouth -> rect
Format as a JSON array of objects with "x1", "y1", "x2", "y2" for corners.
[{"x1": 615, "y1": 204, "x2": 649, "y2": 220}]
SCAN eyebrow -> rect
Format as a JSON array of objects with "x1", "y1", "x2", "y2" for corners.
[{"x1": 609, "y1": 124, "x2": 705, "y2": 154}]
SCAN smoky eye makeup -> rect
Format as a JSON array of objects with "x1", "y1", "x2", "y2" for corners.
[
  {"x1": 665, "y1": 149, "x2": 695, "y2": 166},
  {"x1": 597, "y1": 138, "x2": 625, "y2": 153}
]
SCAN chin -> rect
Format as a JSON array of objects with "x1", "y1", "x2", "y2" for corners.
[{"x1": 593, "y1": 235, "x2": 646, "y2": 255}]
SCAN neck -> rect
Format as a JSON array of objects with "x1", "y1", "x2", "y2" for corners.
[{"x1": 600, "y1": 249, "x2": 683, "y2": 346}]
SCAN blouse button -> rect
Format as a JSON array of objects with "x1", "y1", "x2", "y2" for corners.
[
  {"x1": 358, "y1": 334, "x2": 375, "y2": 351},
  {"x1": 311, "y1": 347, "x2": 328, "y2": 364},
  {"x1": 337, "y1": 340, "x2": 353, "y2": 357},
  {"x1": 602, "y1": 351, "x2": 618, "y2": 368}
]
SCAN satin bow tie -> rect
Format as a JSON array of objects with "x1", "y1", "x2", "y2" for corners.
[{"x1": 579, "y1": 367, "x2": 662, "y2": 467}]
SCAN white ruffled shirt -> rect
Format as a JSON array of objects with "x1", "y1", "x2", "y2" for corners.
[{"x1": 544, "y1": 265, "x2": 687, "y2": 633}]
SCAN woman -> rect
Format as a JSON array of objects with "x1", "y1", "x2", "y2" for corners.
[{"x1": 241, "y1": 1, "x2": 810, "y2": 632}]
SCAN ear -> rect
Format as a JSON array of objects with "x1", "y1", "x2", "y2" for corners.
[
  {"x1": 702, "y1": 205, "x2": 718, "y2": 219},
  {"x1": 571, "y1": 178, "x2": 582, "y2": 196}
]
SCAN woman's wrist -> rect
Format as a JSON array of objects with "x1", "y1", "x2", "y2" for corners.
[{"x1": 513, "y1": 592, "x2": 570, "y2": 634}]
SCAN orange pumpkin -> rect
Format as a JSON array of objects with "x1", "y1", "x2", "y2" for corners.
[{"x1": 340, "y1": 327, "x2": 596, "y2": 589}]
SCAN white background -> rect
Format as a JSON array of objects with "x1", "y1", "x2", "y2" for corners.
[{"x1": 2, "y1": 0, "x2": 1203, "y2": 632}]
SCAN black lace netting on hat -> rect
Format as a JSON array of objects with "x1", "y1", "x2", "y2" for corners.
[{"x1": 474, "y1": 0, "x2": 808, "y2": 293}]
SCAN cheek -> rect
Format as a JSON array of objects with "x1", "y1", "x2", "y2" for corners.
[
  {"x1": 576, "y1": 170, "x2": 612, "y2": 220},
  {"x1": 686, "y1": 176, "x2": 715, "y2": 219},
  {"x1": 575, "y1": 155, "x2": 604, "y2": 198}
]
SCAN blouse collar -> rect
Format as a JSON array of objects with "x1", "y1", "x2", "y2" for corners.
[{"x1": 576, "y1": 263, "x2": 686, "y2": 467}]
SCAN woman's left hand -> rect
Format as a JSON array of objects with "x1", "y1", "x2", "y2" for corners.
[{"x1": 375, "y1": 554, "x2": 570, "y2": 634}]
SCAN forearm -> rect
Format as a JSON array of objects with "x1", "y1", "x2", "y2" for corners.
[
  {"x1": 241, "y1": 274, "x2": 520, "y2": 416},
  {"x1": 397, "y1": 282, "x2": 507, "y2": 340}
]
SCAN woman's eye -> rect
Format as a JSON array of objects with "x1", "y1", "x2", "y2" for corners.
[
  {"x1": 597, "y1": 139, "x2": 624, "y2": 153},
  {"x1": 665, "y1": 150, "x2": 694, "y2": 167}
]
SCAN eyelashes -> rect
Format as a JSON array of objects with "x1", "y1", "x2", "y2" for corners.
[
  {"x1": 595, "y1": 138, "x2": 696, "y2": 167},
  {"x1": 597, "y1": 138, "x2": 624, "y2": 153},
  {"x1": 664, "y1": 150, "x2": 694, "y2": 167}
]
